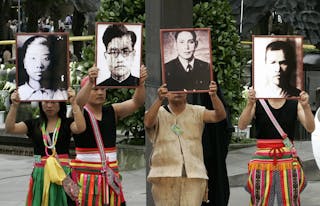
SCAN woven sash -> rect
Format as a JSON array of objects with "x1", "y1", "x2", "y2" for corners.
[{"x1": 84, "y1": 106, "x2": 121, "y2": 205}]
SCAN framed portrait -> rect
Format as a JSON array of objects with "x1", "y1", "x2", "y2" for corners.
[
  {"x1": 95, "y1": 22, "x2": 142, "y2": 88},
  {"x1": 16, "y1": 33, "x2": 69, "y2": 102},
  {"x1": 253, "y1": 35, "x2": 304, "y2": 99},
  {"x1": 160, "y1": 28, "x2": 213, "y2": 93}
]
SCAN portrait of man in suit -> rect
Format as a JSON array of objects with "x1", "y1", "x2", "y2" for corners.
[
  {"x1": 96, "y1": 23, "x2": 142, "y2": 87},
  {"x1": 161, "y1": 28, "x2": 213, "y2": 92}
]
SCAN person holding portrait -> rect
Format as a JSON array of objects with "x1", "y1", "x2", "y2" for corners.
[
  {"x1": 97, "y1": 24, "x2": 139, "y2": 87},
  {"x1": 165, "y1": 30, "x2": 211, "y2": 92},
  {"x1": 71, "y1": 64, "x2": 147, "y2": 206},
  {"x1": 145, "y1": 81, "x2": 226, "y2": 206},
  {"x1": 17, "y1": 35, "x2": 68, "y2": 101},
  {"x1": 5, "y1": 88, "x2": 85, "y2": 206},
  {"x1": 238, "y1": 88, "x2": 314, "y2": 205}
]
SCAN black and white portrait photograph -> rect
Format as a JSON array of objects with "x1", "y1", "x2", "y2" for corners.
[
  {"x1": 253, "y1": 35, "x2": 304, "y2": 99},
  {"x1": 95, "y1": 22, "x2": 142, "y2": 88},
  {"x1": 16, "y1": 33, "x2": 69, "y2": 101},
  {"x1": 161, "y1": 28, "x2": 213, "y2": 93}
]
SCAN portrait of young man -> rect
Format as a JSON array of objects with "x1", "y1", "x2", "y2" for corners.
[
  {"x1": 16, "y1": 33, "x2": 69, "y2": 101},
  {"x1": 95, "y1": 22, "x2": 142, "y2": 88},
  {"x1": 253, "y1": 35, "x2": 304, "y2": 99},
  {"x1": 161, "y1": 28, "x2": 213, "y2": 93}
]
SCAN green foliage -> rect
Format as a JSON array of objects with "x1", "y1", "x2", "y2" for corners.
[
  {"x1": 193, "y1": 0, "x2": 247, "y2": 124},
  {"x1": 230, "y1": 136, "x2": 255, "y2": 144},
  {"x1": 69, "y1": 44, "x2": 95, "y2": 86},
  {"x1": 0, "y1": 94, "x2": 6, "y2": 111},
  {"x1": 97, "y1": 0, "x2": 145, "y2": 23}
]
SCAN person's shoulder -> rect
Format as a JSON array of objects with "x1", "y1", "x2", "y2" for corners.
[
  {"x1": 103, "y1": 104, "x2": 115, "y2": 112},
  {"x1": 97, "y1": 77, "x2": 113, "y2": 86},
  {"x1": 123, "y1": 75, "x2": 139, "y2": 85},
  {"x1": 165, "y1": 58, "x2": 179, "y2": 67},
  {"x1": 194, "y1": 58, "x2": 210, "y2": 68},
  {"x1": 286, "y1": 99, "x2": 299, "y2": 105},
  {"x1": 18, "y1": 84, "x2": 33, "y2": 99},
  {"x1": 18, "y1": 83, "x2": 29, "y2": 91},
  {"x1": 24, "y1": 117, "x2": 40, "y2": 128},
  {"x1": 187, "y1": 103, "x2": 205, "y2": 111}
]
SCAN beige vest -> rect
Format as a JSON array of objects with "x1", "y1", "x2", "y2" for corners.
[{"x1": 147, "y1": 104, "x2": 208, "y2": 181}]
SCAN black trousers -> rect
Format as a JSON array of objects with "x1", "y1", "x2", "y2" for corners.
[{"x1": 202, "y1": 120, "x2": 230, "y2": 206}]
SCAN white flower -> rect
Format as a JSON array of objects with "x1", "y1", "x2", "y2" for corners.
[
  {"x1": 3, "y1": 82, "x2": 16, "y2": 92},
  {"x1": 241, "y1": 85, "x2": 249, "y2": 99}
]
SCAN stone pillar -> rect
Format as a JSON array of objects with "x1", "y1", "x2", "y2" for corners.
[{"x1": 145, "y1": 0, "x2": 193, "y2": 205}]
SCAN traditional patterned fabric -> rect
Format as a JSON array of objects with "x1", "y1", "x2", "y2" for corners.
[
  {"x1": 26, "y1": 154, "x2": 72, "y2": 206},
  {"x1": 246, "y1": 140, "x2": 306, "y2": 206},
  {"x1": 70, "y1": 159, "x2": 124, "y2": 206}
]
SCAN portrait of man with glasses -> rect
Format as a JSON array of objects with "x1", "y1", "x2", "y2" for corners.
[{"x1": 96, "y1": 23, "x2": 142, "y2": 87}]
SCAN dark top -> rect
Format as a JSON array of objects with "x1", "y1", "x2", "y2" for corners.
[
  {"x1": 255, "y1": 100, "x2": 298, "y2": 140},
  {"x1": 97, "y1": 74, "x2": 139, "y2": 87},
  {"x1": 24, "y1": 118, "x2": 73, "y2": 156},
  {"x1": 165, "y1": 57, "x2": 211, "y2": 92},
  {"x1": 73, "y1": 106, "x2": 117, "y2": 148}
]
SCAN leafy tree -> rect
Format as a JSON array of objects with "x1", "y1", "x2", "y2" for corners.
[{"x1": 193, "y1": 0, "x2": 246, "y2": 123}]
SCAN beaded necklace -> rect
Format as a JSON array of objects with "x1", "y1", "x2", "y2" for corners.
[{"x1": 41, "y1": 118, "x2": 61, "y2": 156}]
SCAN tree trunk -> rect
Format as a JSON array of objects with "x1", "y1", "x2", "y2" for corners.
[
  {"x1": 0, "y1": 0, "x2": 12, "y2": 54},
  {"x1": 72, "y1": 8, "x2": 85, "y2": 60},
  {"x1": 25, "y1": 0, "x2": 44, "y2": 32}
]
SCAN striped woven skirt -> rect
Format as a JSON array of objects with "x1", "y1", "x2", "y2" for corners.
[
  {"x1": 70, "y1": 148, "x2": 125, "y2": 206},
  {"x1": 245, "y1": 139, "x2": 306, "y2": 206},
  {"x1": 26, "y1": 154, "x2": 73, "y2": 206}
]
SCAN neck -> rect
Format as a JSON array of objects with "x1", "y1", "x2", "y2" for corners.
[
  {"x1": 46, "y1": 116, "x2": 60, "y2": 132},
  {"x1": 267, "y1": 98, "x2": 286, "y2": 109},
  {"x1": 168, "y1": 102, "x2": 186, "y2": 115},
  {"x1": 85, "y1": 103, "x2": 103, "y2": 120},
  {"x1": 28, "y1": 79, "x2": 41, "y2": 90},
  {"x1": 269, "y1": 84, "x2": 284, "y2": 96},
  {"x1": 111, "y1": 72, "x2": 130, "y2": 82},
  {"x1": 47, "y1": 115, "x2": 59, "y2": 122}
]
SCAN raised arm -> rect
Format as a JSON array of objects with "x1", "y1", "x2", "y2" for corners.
[
  {"x1": 144, "y1": 84, "x2": 168, "y2": 129},
  {"x1": 297, "y1": 91, "x2": 315, "y2": 133},
  {"x1": 113, "y1": 64, "x2": 147, "y2": 120},
  {"x1": 203, "y1": 81, "x2": 227, "y2": 123},
  {"x1": 5, "y1": 90, "x2": 28, "y2": 134},
  {"x1": 238, "y1": 88, "x2": 256, "y2": 130},
  {"x1": 76, "y1": 66, "x2": 99, "y2": 108},
  {"x1": 68, "y1": 88, "x2": 86, "y2": 134}
]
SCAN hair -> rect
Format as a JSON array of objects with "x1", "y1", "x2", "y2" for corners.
[
  {"x1": 174, "y1": 30, "x2": 197, "y2": 41},
  {"x1": 102, "y1": 24, "x2": 137, "y2": 50},
  {"x1": 265, "y1": 40, "x2": 297, "y2": 92},
  {"x1": 39, "y1": 102, "x2": 67, "y2": 124},
  {"x1": 18, "y1": 35, "x2": 67, "y2": 90}
]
